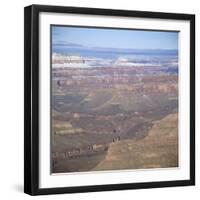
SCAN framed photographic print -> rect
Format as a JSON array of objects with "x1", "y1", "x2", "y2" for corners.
[{"x1": 24, "y1": 4, "x2": 195, "y2": 195}]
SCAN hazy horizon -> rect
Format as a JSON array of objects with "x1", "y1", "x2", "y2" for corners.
[{"x1": 52, "y1": 26, "x2": 179, "y2": 50}]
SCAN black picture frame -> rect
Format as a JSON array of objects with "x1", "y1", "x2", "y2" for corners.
[{"x1": 24, "y1": 4, "x2": 195, "y2": 196}]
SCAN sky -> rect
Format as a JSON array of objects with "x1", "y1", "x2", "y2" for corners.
[{"x1": 52, "y1": 26, "x2": 178, "y2": 50}]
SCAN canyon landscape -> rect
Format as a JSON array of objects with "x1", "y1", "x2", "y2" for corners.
[{"x1": 51, "y1": 26, "x2": 179, "y2": 173}]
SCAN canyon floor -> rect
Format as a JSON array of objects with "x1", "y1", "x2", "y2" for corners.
[
  {"x1": 93, "y1": 113, "x2": 178, "y2": 171},
  {"x1": 52, "y1": 113, "x2": 178, "y2": 173}
]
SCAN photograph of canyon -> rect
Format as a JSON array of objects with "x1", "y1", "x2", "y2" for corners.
[{"x1": 51, "y1": 26, "x2": 179, "y2": 173}]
